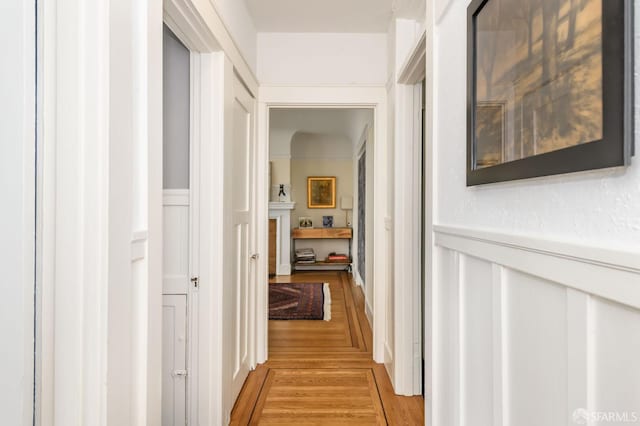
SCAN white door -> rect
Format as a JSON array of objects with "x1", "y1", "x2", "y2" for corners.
[
  {"x1": 162, "y1": 295, "x2": 187, "y2": 426},
  {"x1": 228, "y1": 76, "x2": 255, "y2": 403}
]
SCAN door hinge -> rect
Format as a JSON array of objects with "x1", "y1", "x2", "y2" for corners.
[{"x1": 190, "y1": 276, "x2": 199, "y2": 288}]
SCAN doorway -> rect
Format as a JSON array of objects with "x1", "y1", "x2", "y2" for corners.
[
  {"x1": 161, "y1": 23, "x2": 259, "y2": 425},
  {"x1": 266, "y1": 108, "x2": 372, "y2": 286},
  {"x1": 161, "y1": 24, "x2": 191, "y2": 426},
  {"x1": 254, "y1": 87, "x2": 390, "y2": 366}
]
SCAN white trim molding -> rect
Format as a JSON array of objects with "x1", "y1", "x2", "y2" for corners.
[
  {"x1": 163, "y1": 189, "x2": 190, "y2": 205},
  {"x1": 434, "y1": 226, "x2": 640, "y2": 310},
  {"x1": 431, "y1": 226, "x2": 640, "y2": 425},
  {"x1": 268, "y1": 202, "x2": 296, "y2": 275},
  {"x1": 393, "y1": 79, "x2": 425, "y2": 395},
  {"x1": 131, "y1": 231, "x2": 149, "y2": 262},
  {"x1": 39, "y1": 0, "x2": 111, "y2": 423},
  {"x1": 2, "y1": 0, "x2": 36, "y2": 423},
  {"x1": 258, "y1": 85, "x2": 389, "y2": 364},
  {"x1": 398, "y1": 32, "x2": 426, "y2": 85},
  {"x1": 187, "y1": 51, "x2": 250, "y2": 425},
  {"x1": 39, "y1": 0, "x2": 164, "y2": 424},
  {"x1": 163, "y1": 0, "x2": 258, "y2": 96},
  {"x1": 423, "y1": 1, "x2": 436, "y2": 423}
]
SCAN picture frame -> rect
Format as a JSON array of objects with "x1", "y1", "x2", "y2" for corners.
[
  {"x1": 322, "y1": 216, "x2": 334, "y2": 228},
  {"x1": 307, "y1": 176, "x2": 336, "y2": 209},
  {"x1": 299, "y1": 217, "x2": 313, "y2": 228},
  {"x1": 467, "y1": 0, "x2": 634, "y2": 186}
]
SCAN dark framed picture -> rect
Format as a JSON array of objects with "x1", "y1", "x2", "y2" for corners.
[
  {"x1": 322, "y1": 216, "x2": 334, "y2": 228},
  {"x1": 467, "y1": 0, "x2": 634, "y2": 186},
  {"x1": 307, "y1": 176, "x2": 336, "y2": 209}
]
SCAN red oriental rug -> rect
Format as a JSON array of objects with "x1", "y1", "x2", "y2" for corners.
[{"x1": 268, "y1": 282, "x2": 331, "y2": 321}]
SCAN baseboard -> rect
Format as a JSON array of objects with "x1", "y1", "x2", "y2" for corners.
[
  {"x1": 384, "y1": 343, "x2": 394, "y2": 386},
  {"x1": 276, "y1": 264, "x2": 291, "y2": 276},
  {"x1": 365, "y1": 300, "x2": 374, "y2": 329}
]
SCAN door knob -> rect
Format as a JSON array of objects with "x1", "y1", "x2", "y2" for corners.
[{"x1": 250, "y1": 253, "x2": 259, "y2": 260}]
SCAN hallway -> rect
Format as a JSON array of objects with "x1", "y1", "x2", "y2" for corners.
[{"x1": 231, "y1": 272, "x2": 424, "y2": 424}]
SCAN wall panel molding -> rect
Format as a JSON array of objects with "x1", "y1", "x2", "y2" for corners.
[
  {"x1": 433, "y1": 225, "x2": 640, "y2": 426},
  {"x1": 163, "y1": 189, "x2": 190, "y2": 205},
  {"x1": 163, "y1": 190, "x2": 190, "y2": 295},
  {"x1": 434, "y1": 225, "x2": 640, "y2": 309}
]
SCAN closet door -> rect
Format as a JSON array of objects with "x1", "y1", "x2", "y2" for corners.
[
  {"x1": 227, "y1": 75, "x2": 256, "y2": 405},
  {"x1": 162, "y1": 295, "x2": 188, "y2": 426}
]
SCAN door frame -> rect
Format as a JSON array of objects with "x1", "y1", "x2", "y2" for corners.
[
  {"x1": 165, "y1": 1, "x2": 260, "y2": 423},
  {"x1": 3, "y1": 0, "x2": 36, "y2": 423},
  {"x1": 394, "y1": 32, "x2": 427, "y2": 396},
  {"x1": 256, "y1": 86, "x2": 389, "y2": 364}
]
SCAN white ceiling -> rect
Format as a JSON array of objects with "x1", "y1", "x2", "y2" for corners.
[
  {"x1": 270, "y1": 108, "x2": 373, "y2": 145},
  {"x1": 245, "y1": 0, "x2": 395, "y2": 33}
]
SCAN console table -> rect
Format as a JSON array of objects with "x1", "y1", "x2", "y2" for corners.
[{"x1": 292, "y1": 227, "x2": 352, "y2": 271}]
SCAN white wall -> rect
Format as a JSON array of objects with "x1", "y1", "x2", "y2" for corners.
[
  {"x1": 430, "y1": 0, "x2": 640, "y2": 424},
  {"x1": 211, "y1": 0, "x2": 258, "y2": 73},
  {"x1": 0, "y1": 0, "x2": 35, "y2": 424},
  {"x1": 258, "y1": 33, "x2": 388, "y2": 85},
  {"x1": 291, "y1": 132, "x2": 353, "y2": 159},
  {"x1": 163, "y1": 25, "x2": 190, "y2": 189},
  {"x1": 269, "y1": 128, "x2": 295, "y2": 188},
  {"x1": 108, "y1": 0, "x2": 164, "y2": 423},
  {"x1": 269, "y1": 128, "x2": 294, "y2": 158},
  {"x1": 434, "y1": 0, "x2": 640, "y2": 251},
  {"x1": 36, "y1": 0, "x2": 162, "y2": 424}
]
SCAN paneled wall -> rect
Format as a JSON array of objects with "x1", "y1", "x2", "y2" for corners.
[
  {"x1": 163, "y1": 190, "x2": 190, "y2": 294},
  {"x1": 432, "y1": 226, "x2": 640, "y2": 426},
  {"x1": 429, "y1": 0, "x2": 640, "y2": 423}
]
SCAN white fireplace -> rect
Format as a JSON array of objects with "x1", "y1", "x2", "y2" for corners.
[{"x1": 268, "y1": 202, "x2": 295, "y2": 275}]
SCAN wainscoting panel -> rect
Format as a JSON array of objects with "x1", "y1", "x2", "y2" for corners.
[
  {"x1": 459, "y1": 255, "x2": 494, "y2": 426},
  {"x1": 163, "y1": 190, "x2": 190, "y2": 294},
  {"x1": 433, "y1": 226, "x2": 640, "y2": 426},
  {"x1": 434, "y1": 247, "x2": 459, "y2": 426},
  {"x1": 505, "y1": 270, "x2": 568, "y2": 426},
  {"x1": 592, "y1": 297, "x2": 640, "y2": 416}
]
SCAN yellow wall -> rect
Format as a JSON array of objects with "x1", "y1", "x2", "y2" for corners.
[{"x1": 291, "y1": 158, "x2": 353, "y2": 229}]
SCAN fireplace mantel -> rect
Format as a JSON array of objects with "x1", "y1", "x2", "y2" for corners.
[{"x1": 268, "y1": 202, "x2": 296, "y2": 275}]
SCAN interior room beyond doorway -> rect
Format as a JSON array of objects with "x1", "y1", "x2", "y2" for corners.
[{"x1": 267, "y1": 108, "x2": 374, "y2": 292}]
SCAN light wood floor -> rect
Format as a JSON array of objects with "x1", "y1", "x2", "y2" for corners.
[{"x1": 230, "y1": 271, "x2": 424, "y2": 425}]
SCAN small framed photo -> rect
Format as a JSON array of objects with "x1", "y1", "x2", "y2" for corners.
[
  {"x1": 322, "y1": 216, "x2": 334, "y2": 228},
  {"x1": 299, "y1": 217, "x2": 313, "y2": 228}
]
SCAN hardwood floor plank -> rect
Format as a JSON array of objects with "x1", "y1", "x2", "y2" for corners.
[{"x1": 231, "y1": 271, "x2": 424, "y2": 425}]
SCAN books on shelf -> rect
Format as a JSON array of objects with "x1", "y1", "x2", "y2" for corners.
[
  {"x1": 325, "y1": 252, "x2": 349, "y2": 263},
  {"x1": 295, "y1": 248, "x2": 316, "y2": 263}
]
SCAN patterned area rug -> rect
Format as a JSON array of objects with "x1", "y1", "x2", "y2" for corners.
[{"x1": 269, "y1": 283, "x2": 331, "y2": 321}]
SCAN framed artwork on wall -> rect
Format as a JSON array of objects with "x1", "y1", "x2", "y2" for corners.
[
  {"x1": 467, "y1": 0, "x2": 634, "y2": 186},
  {"x1": 307, "y1": 176, "x2": 336, "y2": 209},
  {"x1": 299, "y1": 217, "x2": 313, "y2": 228}
]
